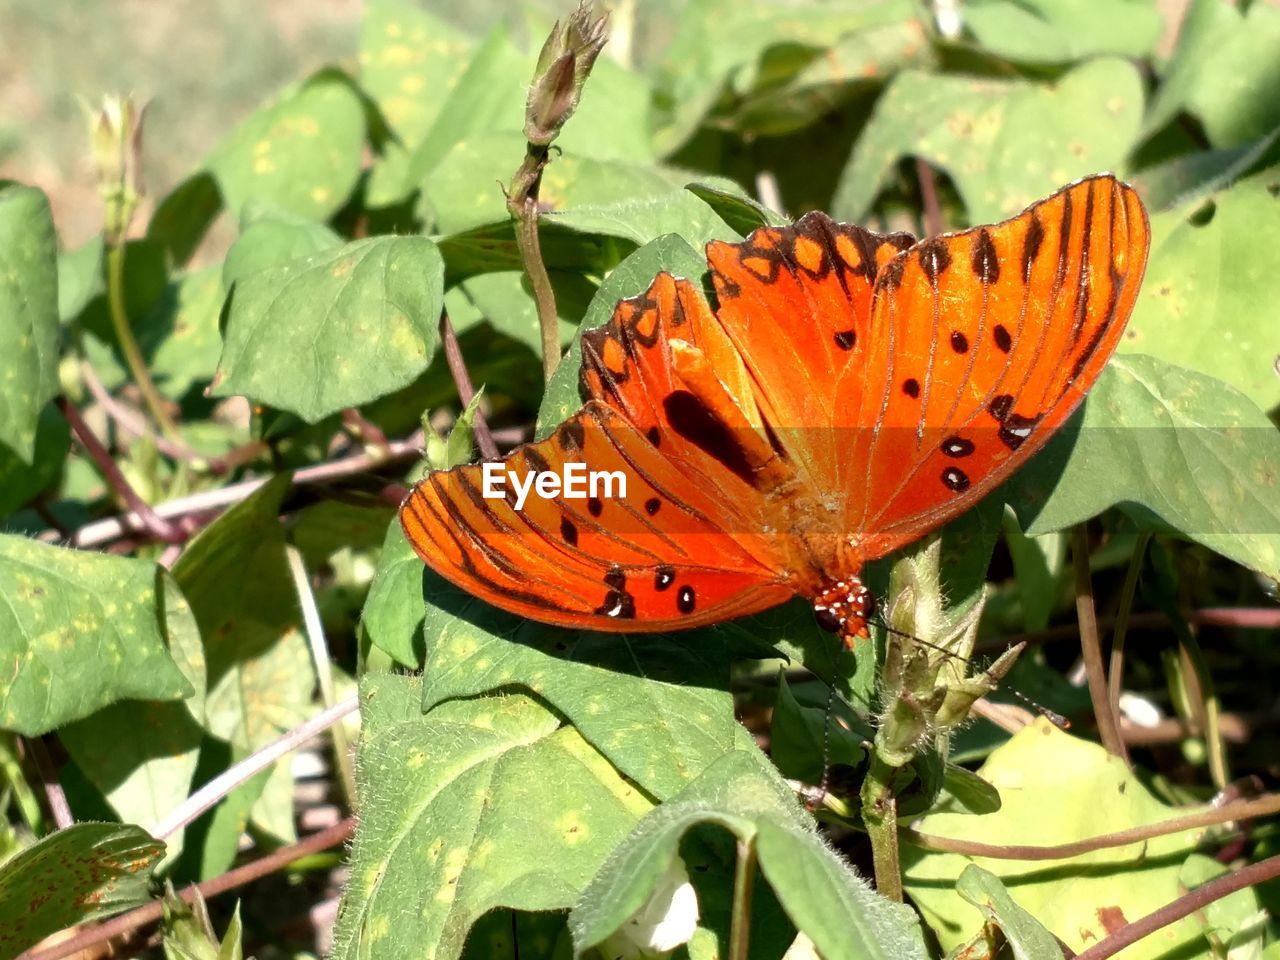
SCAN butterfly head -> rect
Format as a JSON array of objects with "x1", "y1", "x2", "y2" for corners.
[{"x1": 812, "y1": 578, "x2": 876, "y2": 648}]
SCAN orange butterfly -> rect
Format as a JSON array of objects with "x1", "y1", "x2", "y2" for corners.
[{"x1": 401, "y1": 175, "x2": 1149, "y2": 646}]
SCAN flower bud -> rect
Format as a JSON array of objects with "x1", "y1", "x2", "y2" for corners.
[
  {"x1": 525, "y1": 2, "x2": 608, "y2": 146},
  {"x1": 82, "y1": 94, "x2": 146, "y2": 245}
]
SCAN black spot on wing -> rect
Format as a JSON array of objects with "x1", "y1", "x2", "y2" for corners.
[
  {"x1": 654, "y1": 565, "x2": 675, "y2": 591},
  {"x1": 834, "y1": 329, "x2": 857, "y2": 351},
  {"x1": 1023, "y1": 213, "x2": 1045, "y2": 282},
  {"x1": 677, "y1": 585, "x2": 697, "y2": 614},
  {"x1": 993, "y1": 324, "x2": 1013, "y2": 353},
  {"x1": 941, "y1": 436, "x2": 974, "y2": 457},
  {"x1": 972, "y1": 228, "x2": 999, "y2": 284},
  {"x1": 942, "y1": 467, "x2": 970, "y2": 492},
  {"x1": 918, "y1": 238, "x2": 952, "y2": 285},
  {"x1": 950, "y1": 331, "x2": 970, "y2": 354},
  {"x1": 903, "y1": 378, "x2": 921, "y2": 398},
  {"x1": 560, "y1": 516, "x2": 578, "y2": 546}
]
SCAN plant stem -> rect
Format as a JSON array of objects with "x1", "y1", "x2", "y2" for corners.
[
  {"x1": 728, "y1": 838, "x2": 757, "y2": 960},
  {"x1": 105, "y1": 243, "x2": 180, "y2": 442},
  {"x1": 508, "y1": 143, "x2": 561, "y2": 382},
  {"x1": 439, "y1": 311, "x2": 498, "y2": 460},
  {"x1": 860, "y1": 752, "x2": 903, "y2": 902},
  {"x1": 1070, "y1": 525, "x2": 1128, "y2": 761},
  {"x1": 904, "y1": 792, "x2": 1280, "y2": 860},
  {"x1": 1107, "y1": 534, "x2": 1150, "y2": 740}
]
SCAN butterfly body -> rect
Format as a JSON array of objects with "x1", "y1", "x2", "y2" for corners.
[{"x1": 401, "y1": 175, "x2": 1149, "y2": 647}]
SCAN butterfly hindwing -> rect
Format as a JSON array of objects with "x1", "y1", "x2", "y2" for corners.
[{"x1": 401, "y1": 401, "x2": 795, "y2": 632}]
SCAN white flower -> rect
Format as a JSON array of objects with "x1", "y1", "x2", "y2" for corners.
[{"x1": 601, "y1": 858, "x2": 700, "y2": 959}]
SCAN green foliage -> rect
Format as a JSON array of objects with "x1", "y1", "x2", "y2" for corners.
[{"x1": 2, "y1": 0, "x2": 1278, "y2": 956}]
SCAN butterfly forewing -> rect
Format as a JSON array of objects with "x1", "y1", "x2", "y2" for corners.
[{"x1": 848, "y1": 175, "x2": 1150, "y2": 554}]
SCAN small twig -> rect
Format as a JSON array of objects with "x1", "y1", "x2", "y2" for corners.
[
  {"x1": 55, "y1": 395, "x2": 184, "y2": 544},
  {"x1": 285, "y1": 544, "x2": 357, "y2": 807},
  {"x1": 1072, "y1": 852, "x2": 1280, "y2": 960},
  {"x1": 341, "y1": 407, "x2": 390, "y2": 454},
  {"x1": 978, "y1": 607, "x2": 1280, "y2": 654},
  {"x1": 728, "y1": 839, "x2": 757, "y2": 960},
  {"x1": 48, "y1": 430, "x2": 425, "y2": 550},
  {"x1": 18, "y1": 817, "x2": 356, "y2": 960},
  {"x1": 80, "y1": 359, "x2": 265, "y2": 474},
  {"x1": 904, "y1": 792, "x2": 1280, "y2": 861},
  {"x1": 513, "y1": 192, "x2": 563, "y2": 382},
  {"x1": 1070, "y1": 526, "x2": 1128, "y2": 762},
  {"x1": 24, "y1": 737, "x2": 73, "y2": 830},
  {"x1": 439, "y1": 312, "x2": 499, "y2": 460},
  {"x1": 861, "y1": 753, "x2": 904, "y2": 902},
  {"x1": 149, "y1": 696, "x2": 358, "y2": 840},
  {"x1": 915, "y1": 157, "x2": 944, "y2": 236}
]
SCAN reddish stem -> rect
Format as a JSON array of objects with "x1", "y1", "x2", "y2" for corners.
[{"x1": 55, "y1": 396, "x2": 184, "y2": 544}]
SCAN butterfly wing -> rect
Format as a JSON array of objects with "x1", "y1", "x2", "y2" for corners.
[
  {"x1": 705, "y1": 215, "x2": 915, "y2": 491},
  {"x1": 402, "y1": 274, "x2": 805, "y2": 632},
  {"x1": 846, "y1": 174, "x2": 1150, "y2": 555}
]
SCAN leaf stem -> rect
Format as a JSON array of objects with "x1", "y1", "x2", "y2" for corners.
[
  {"x1": 105, "y1": 243, "x2": 181, "y2": 442},
  {"x1": 1070, "y1": 525, "x2": 1127, "y2": 761},
  {"x1": 23, "y1": 736, "x2": 74, "y2": 830},
  {"x1": 728, "y1": 838, "x2": 757, "y2": 960},
  {"x1": 860, "y1": 752, "x2": 904, "y2": 902}
]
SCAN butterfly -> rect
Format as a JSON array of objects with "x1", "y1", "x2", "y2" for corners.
[{"x1": 401, "y1": 175, "x2": 1149, "y2": 646}]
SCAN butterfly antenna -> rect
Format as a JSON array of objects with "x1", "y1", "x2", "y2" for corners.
[{"x1": 872, "y1": 618, "x2": 1071, "y2": 730}]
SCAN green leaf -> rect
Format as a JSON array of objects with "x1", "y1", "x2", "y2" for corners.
[
  {"x1": 545, "y1": 187, "x2": 740, "y2": 252},
  {"x1": 205, "y1": 70, "x2": 365, "y2": 221},
  {"x1": 360, "y1": 520, "x2": 425, "y2": 668},
  {"x1": 0, "y1": 823, "x2": 165, "y2": 957},
  {"x1": 769, "y1": 671, "x2": 866, "y2": 784},
  {"x1": 148, "y1": 172, "x2": 223, "y2": 268},
  {"x1": 1009, "y1": 355, "x2": 1280, "y2": 581},
  {"x1": 212, "y1": 235, "x2": 445, "y2": 422},
  {"x1": 962, "y1": 0, "x2": 1161, "y2": 65},
  {"x1": 138, "y1": 266, "x2": 227, "y2": 401},
  {"x1": 359, "y1": 0, "x2": 475, "y2": 205},
  {"x1": 1125, "y1": 170, "x2": 1280, "y2": 411},
  {"x1": 456, "y1": 270, "x2": 592, "y2": 353},
  {"x1": 1176, "y1": 853, "x2": 1266, "y2": 955},
  {"x1": 331, "y1": 675, "x2": 652, "y2": 960},
  {"x1": 903, "y1": 720, "x2": 1216, "y2": 957},
  {"x1": 402, "y1": 27, "x2": 527, "y2": 194},
  {"x1": 0, "y1": 536, "x2": 192, "y2": 736},
  {"x1": 938, "y1": 765, "x2": 1002, "y2": 817},
  {"x1": 651, "y1": 0, "x2": 919, "y2": 153},
  {"x1": 424, "y1": 132, "x2": 708, "y2": 237},
  {"x1": 419, "y1": 583, "x2": 750, "y2": 801},
  {"x1": 1129, "y1": 125, "x2": 1280, "y2": 212},
  {"x1": 0, "y1": 183, "x2": 59, "y2": 462},
  {"x1": 572, "y1": 751, "x2": 929, "y2": 960},
  {"x1": 953, "y1": 865, "x2": 1065, "y2": 960},
  {"x1": 57, "y1": 233, "x2": 105, "y2": 323},
  {"x1": 1143, "y1": 0, "x2": 1280, "y2": 149},
  {"x1": 59, "y1": 570, "x2": 206, "y2": 858},
  {"x1": 537, "y1": 234, "x2": 706, "y2": 435},
  {"x1": 0, "y1": 403, "x2": 68, "y2": 519},
  {"x1": 426, "y1": 388, "x2": 484, "y2": 471},
  {"x1": 685, "y1": 183, "x2": 790, "y2": 234},
  {"x1": 833, "y1": 59, "x2": 1144, "y2": 224},
  {"x1": 222, "y1": 214, "x2": 342, "y2": 288},
  {"x1": 170, "y1": 476, "x2": 314, "y2": 842}
]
